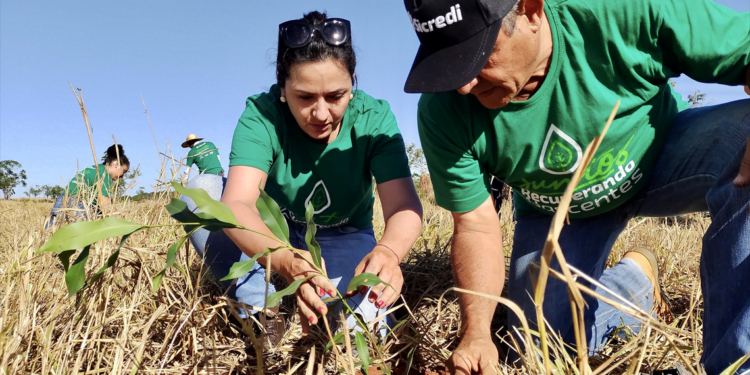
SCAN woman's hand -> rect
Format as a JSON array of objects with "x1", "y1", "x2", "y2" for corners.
[
  {"x1": 347, "y1": 245, "x2": 404, "y2": 308},
  {"x1": 277, "y1": 249, "x2": 338, "y2": 334}
]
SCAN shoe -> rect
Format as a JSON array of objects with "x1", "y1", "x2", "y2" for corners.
[
  {"x1": 261, "y1": 307, "x2": 286, "y2": 347},
  {"x1": 624, "y1": 247, "x2": 671, "y2": 317},
  {"x1": 226, "y1": 306, "x2": 286, "y2": 347}
]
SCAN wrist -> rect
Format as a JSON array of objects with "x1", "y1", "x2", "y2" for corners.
[{"x1": 374, "y1": 243, "x2": 400, "y2": 264}]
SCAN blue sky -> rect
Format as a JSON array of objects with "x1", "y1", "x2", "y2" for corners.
[{"x1": 1, "y1": 0, "x2": 748, "y2": 196}]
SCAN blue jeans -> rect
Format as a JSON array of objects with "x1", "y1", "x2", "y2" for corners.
[
  {"x1": 508, "y1": 99, "x2": 749, "y2": 374},
  {"x1": 46, "y1": 195, "x2": 87, "y2": 229},
  {"x1": 180, "y1": 175, "x2": 388, "y2": 331}
]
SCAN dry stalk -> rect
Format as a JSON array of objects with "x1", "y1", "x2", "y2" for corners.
[{"x1": 534, "y1": 100, "x2": 620, "y2": 375}]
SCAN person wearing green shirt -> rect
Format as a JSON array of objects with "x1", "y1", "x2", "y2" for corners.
[
  {"x1": 180, "y1": 11, "x2": 423, "y2": 346},
  {"x1": 182, "y1": 134, "x2": 224, "y2": 176},
  {"x1": 46, "y1": 144, "x2": 131, "y2": 228},
  {"x1": 402, "y1": 0, "x2": 749, "y2": 372}
]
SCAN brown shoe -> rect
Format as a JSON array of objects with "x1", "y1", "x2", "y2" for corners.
[
  {"x1": 260, "y1": 307, "x2": 286, "y2": 347},
  {"x1": 624, "y1": 247, "x2": 671, "y2": 317}
]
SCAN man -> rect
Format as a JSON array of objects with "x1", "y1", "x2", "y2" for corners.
[
  {"x1": 402, "y1": 0, "x2": 749, "y2": 373},
  {"x1": 182, "y1": 134, "x2": 224, "y2": 177}
]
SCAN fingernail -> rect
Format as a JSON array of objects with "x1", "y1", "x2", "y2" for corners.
[
  {"x1": 319, "y1": 287, "x2": 324, "y2": 296},
  {"x1": 369, "y1": 297, "x2": 376, "y2": 303},
  {"x1": 309, "y1": 316, "x2": 314, "y2": 323},
  {"x1": 318, "y1": 306, "x2": 324, "y2": 313},
  {"x1": 328, "y1": 289, "x2": 335, "y2": 296},
  {"x1": 376, "y1": 301, "x2": 385, "y2": 308}
]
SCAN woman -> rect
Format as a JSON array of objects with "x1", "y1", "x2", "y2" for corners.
[
  {"x1": 46, "y1": 144, "x2": 130, "y2": 228},
  {"x1": 182, "y1": 11, "x2": 422, "y2": 344}
]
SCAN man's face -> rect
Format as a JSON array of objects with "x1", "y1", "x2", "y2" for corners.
[{"x1": 457, "y1": 1, "x2": 550, "y2": 109}]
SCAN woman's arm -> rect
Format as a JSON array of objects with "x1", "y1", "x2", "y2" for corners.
[
  {"x1": 221, "y1": 165, "x2": 335, "y2": 331},
  {"x1": 350, "y1": 176, "x2": 423, "y2": 307}
]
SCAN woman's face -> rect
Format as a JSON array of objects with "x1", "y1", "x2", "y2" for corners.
[
  {"x1": 281, "y1": 59, "x2": 353, "y2": 143},
  {"x1": 107, "y1": 162, "x2": 129, "y2": 180}
]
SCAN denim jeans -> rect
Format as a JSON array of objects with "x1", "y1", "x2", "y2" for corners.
[
  {"x1": 180, "y1": 175, "x2": 388, "y2": 331},
  {"x1": 508, "y1": 99, "x2": 749, "y2": 374},
  {"x1": 46, "y1": 195, "x2": 87, "y2": 229}
]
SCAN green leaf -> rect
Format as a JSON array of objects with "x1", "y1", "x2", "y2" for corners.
[
  {"x1": 65, "y1": 246, "x2": 90, "y2": 296},
  {"x1": 37, "y1": 217, "x2": 144, "y2": 254},
  {"x1": 256, "y1": 188, "x2": 289, "y2": 243},
  {"x1": 152, "y1": 228, "x2": 198, "y2": 293},
  {"x1": 87, "y1": 233, "x2": 130, "y2": 285},
  {"x1": 403, "y1": 346, "x2": 417, "y2": 375},
  {"x1": 355, "y1": 331, "x2": 370, "y2": 373},
  {"x1": 58, "y1": 250, "x2": 75, "y2": 272},
  {"x1": 325, "y1": 331, "x2": 345, "y2": 353},
  {"x1": 266, "y1": 275, "x2": 315, "y2": 308},
  {"x1": 346, "y1": 273, "x2": 394, "y2": 294},
  {"x1": 304, "y1": 203, "x2": 323, "y2": 270},
  {"x1": 719, "y1": 351, "x2": 750, "y2": 375},
  {"x1": 220, "y1": 252, "x2": 264, "y2": 281},
  {"x1": 166, "y1": 198, "x2": 233, "y2": 232},
  {"x1": 172, "y1": 182, "x2": 238, "y2": 226}
]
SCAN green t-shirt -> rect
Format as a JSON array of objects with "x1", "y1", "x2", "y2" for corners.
[
  {"x1": 230, "y1": 85, "x2": 412, "y2": 229},
  {"x1": 65, "y1": 164, "x2": 113, "y2": 202},
  {"x1": 187, "y1": 141, "x2": 223, "y2": 175},
  {"x1": 418, "y1": 0, "x2": 750, "y2": 219}
]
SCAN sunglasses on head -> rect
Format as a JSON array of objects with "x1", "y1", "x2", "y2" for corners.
[{"x1": 279, "y1": 18, "x2": 351, "y2": 48}]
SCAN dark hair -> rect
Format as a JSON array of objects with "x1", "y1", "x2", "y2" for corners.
[
  {"x1": 276, "y1": 11, "x2": 357, "y2": 88},
  {"x1": 101, "y1": 144, "x2": 130, "y2": 167}
]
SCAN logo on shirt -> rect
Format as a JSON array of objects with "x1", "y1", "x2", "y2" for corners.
[
  {"x1": 539, "y1": 125, "x2": 582, "y2": 175},
  {"x1": 408, "y1": 4, "x2": 463, "y2": 33},
  {"x1": 305, "y1": 180, "x2": 331, "y2": 214}
]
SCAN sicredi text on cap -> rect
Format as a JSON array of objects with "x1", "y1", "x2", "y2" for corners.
[{"x1": 408, "y1": 4, "x2": 463, "y2": 33}]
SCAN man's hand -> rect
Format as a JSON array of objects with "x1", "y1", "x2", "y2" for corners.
[
  {"x1": 734, "y1": 138, "x2": 750, "y2": 187},
  {"x1": 447, "y1": 332, "x2": 499, "y2": 375},
  {"x1": 277, "y1": 249, "x2": 337, "y2": 334},
  {"x1": 347, "y1": 245, "x2": 404, "y2": 308}
]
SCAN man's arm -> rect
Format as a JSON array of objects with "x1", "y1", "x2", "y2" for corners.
[{"x1": 447, "y1": 195, "x2": 504, "y2": 374}]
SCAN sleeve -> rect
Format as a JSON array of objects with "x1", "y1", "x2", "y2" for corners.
[
  {"x1": 656, "y1": 0, "x2": 750, "y2": 85},
  {"x1": 367, "y1": 99, "x2": 413, "y2": 184},
  {"x1": 186, "y1": 150, "x2": 195, "y2": 167},
  {"x1": 98, "y1": 168, "x2": 112, "y2": 198},
  {"x1": 417, "y1": 94, "x2": 490, "y2": 214},
  {"x1": 228, "y1": 98, "x2": 276, "y2": 173}
]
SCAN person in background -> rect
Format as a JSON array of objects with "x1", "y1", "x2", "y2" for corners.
[
  {"x1": 46, "y1": 144, "x2": 130, "y2": 228},
  {"x1": 182, "y1": 134, "x2": 224, "y2": 177},
  {"x1": 180, "y1": 11, "x2": 423, "y2": 346}
]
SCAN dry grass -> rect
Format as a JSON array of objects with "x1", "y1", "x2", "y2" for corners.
[{"x1": 0, "y1": 184, "x2": 711, "y2": 374}]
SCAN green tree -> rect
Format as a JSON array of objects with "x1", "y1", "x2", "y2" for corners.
[
  {"x1": 0, "y1": 160, "x2": 28, "y2": 199},
  {"x1": 26, "y1": 185, "x2": 43, "y2": 198},
  {"x1": 405, "y1": 143, "x2": 427, "y2": 177},
  {"x1": 42, "y1": 184, "x2": 65, "y2": 198},
  {"x1": 116, "y1": 167, "x2": 141, "y2": 197}
]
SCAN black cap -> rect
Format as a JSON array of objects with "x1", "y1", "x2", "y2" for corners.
[{"x1": 403, "y1": 0, "x2": 517, "y2": 93}]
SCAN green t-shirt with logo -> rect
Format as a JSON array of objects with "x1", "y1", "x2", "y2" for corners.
[
  {"x1": 230, "y1": 85, "x2": 412, "y2": 229},
  {"x1": 418, "y1": 0, "x2": 750, "y2": 219},
  {"x1": 187, "y1": 141, "x2": 223, "y2": 175},
  {"x1": 65, "y1": 164, "x2": 114, "y2": 203}
]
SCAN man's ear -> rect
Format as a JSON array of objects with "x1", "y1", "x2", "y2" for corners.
[{"x1": 521, "y1": 0, "x2": 545, "y2": 32}]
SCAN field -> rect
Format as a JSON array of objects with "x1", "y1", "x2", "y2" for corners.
[{"x1": 0, "y1": 188, "x2": 711, "y2": 374}]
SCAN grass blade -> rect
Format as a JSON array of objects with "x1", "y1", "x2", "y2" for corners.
[
  {"x1": 153, "y1": 228, "x2": 199, "y2": 293},
  {"x1": 87, "y1": 233, "x2": 131, "y2": 285},
  {"x1": 304, "y1": 203, "x2": 323, "y2": 269},
  {"x1": 256, "y1": 188, "x2": 289, "y2": 242},
  {"x1": 355, "y1": 331, "x2": 370, "y2": 373}
]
